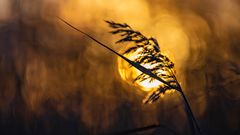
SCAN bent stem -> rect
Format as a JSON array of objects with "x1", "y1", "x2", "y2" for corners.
[
  {"x1": 170, "y1": 69, "x2": 201, "y2": 135},
  {"x1": 177, "y1": 86, "x2": 202, "y2": 135}
]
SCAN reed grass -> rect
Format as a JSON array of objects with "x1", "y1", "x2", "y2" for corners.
[{"x1": 58, "y1": 18, "x2": 202, "y2": 135}]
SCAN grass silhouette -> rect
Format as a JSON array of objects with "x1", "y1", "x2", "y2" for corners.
[{"x1": 58, "y1": 18, "x2": 202, "y2": 135}]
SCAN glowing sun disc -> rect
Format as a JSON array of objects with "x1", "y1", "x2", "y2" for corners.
[{"x1": 117, "y1": 52, "x2": 162, "y2": 92}]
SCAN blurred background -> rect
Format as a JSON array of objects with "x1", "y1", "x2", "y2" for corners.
[{"x1": 0, "y1": 0, "x2": 239, "y2": 135}]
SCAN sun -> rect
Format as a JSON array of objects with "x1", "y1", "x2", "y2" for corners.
[{"x1": 117, "y1": 51, "x2": 163, "y2": 92}]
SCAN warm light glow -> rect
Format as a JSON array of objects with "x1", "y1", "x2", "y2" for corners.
[
  {"x1": 118, "y1": 50, "x2": 164, "y2": 92},
  {"x1": 59, "y1": 0, "x2": 191, "y2": 94}
]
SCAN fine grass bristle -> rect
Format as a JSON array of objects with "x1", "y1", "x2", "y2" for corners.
[{"x1": 105, "y1": 20, "x2": 178, "y2": 104}]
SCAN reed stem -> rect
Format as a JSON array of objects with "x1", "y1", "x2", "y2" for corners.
[{"x1": 178, "y1": 86, "x2": 202, "y2": 135}]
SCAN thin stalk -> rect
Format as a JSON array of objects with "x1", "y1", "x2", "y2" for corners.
[
  {"x1": 57, "y1": 17, "x2": 176, "y2": 90},
  {"x1": 170, "y1": 70, "x2": 202, "y2": 135},
  {"x1": 178, "y1": 86, "x2": 202, "y2": 135}
]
